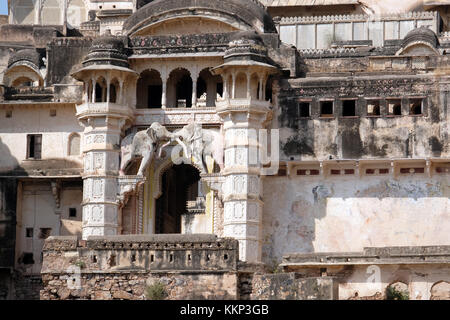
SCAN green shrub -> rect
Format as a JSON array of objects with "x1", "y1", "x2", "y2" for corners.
[
  {"x1": 386, "y1": 285, "x2": 409, "y2": 300},
  {"x1": 145, "y1": 281, "x2": 168, "y2": 300}
]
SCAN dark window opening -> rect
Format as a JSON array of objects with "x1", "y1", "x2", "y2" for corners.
[
  {"x1": 342, "y1": 100, "x2": 356, "y2": 117},
  {"x1": 379, "y1": 168, "x2": 389, "y2": 174},
  {"x1": 95, "y1": 83, "x2": 103, "y2": 103},
  {"x1": 110, "y1": 84, "x2": 117, "y2": 103},
  {"x1": 50, "y1": 109, "x2": 56, "y2": 117},
  {"x1": 5, "y1": 110, "x2": 12, "y2": 118},
  {"x1": 196, "y1": 77, "x2": 207, "y2": 99},
  {"x1": 344, "y1": 169, "x2": 355, "y2": 175},
  {"x1": 367, "y1": 100, "x2": 381, "y2": 116},
  {"x1": 410, "y1": 99, "x2": 423, "y2": 115},
  {"x1": 388, "y1": 100, "x2": 402, "y2": 116},
  {"x1": 216, "y1": 82, "x2": 223, "y2": 98},
  {"x1": 299, "y1": 102, "x2": 310, "y2": 117},
  {"x1": 26, "y1": 228, "x2": 33, "y2": 238},
  {"x1": 320, "y1": 101, "x2": 333, "y2": 117},
  {"x1": 366, "y1": 169, "x2": 375, "y2": 174},
  {"x1": 22, "y1": 253, "x2": 34, "y2": 265},
  {"x1": 69, "y1": 208, "x2": 77, "y2": 218},
  {"x1": 148, "y1": 85, "x2": 162, "y2": 108},
  {"x1": 176, "y1": 74, "x2": 193, "y2": 108},
  {"x1": 27, "y1": 134, "x2": 42, "y2": 159},
  {"x1": 39, "y1": 228, "x2": 52, "y2": 239},
  {"x1": 331, "y1": 169, "x2": 341, "y2": 175}
]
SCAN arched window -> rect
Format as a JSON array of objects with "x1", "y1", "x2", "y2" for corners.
[{"x1": 68, "y1": 133, "x2": 81, "y2": 156}]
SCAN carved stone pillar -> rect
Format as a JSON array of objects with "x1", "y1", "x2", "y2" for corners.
[
  {"x1": 79, "y1": 115, "x2": 131, "y2": 240},
  {"x1": 71, "y1": 34, "x2": 138, "y2": 239},
  {"x1": 212, "y1": 31, "x2": 277, "y2": 262}
]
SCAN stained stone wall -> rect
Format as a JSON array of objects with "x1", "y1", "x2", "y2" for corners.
[{"x1": 40, "y1": 235, "x2": 241, "y2": 300}]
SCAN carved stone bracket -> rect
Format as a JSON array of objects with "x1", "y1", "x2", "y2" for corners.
[
  {"x1": 117, "y1": 175, "x2": 146, "y2": 209},
  {"x1": 201, "y1": 173, "x2": 225, "y2": 207}
]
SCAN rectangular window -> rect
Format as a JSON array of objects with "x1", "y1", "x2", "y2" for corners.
[
  {"x1": 69, "y1": 208, "x2": 77, "y2": 218},
  {"x1": 409, "y1": 98, "x2": 423, "y2": 115},
  {"x1": 299, "y1": 102, "x2": 310, "y2": 118},
  {"x1": 26, "y1": 228, "x2": 33, "y2": 238},
  {"x1": 367, "y1": 100, "x2": 381, "y2": 116},
  {"x1": 27, "y1": 134, "x2": 42, "y2": 159},
  {"x1": 387, "y1": 99, "x2": 402, "y2": 116},
  {"x1": 342, "y1": 100, "x2": 356, "y2": 117},
  {"x1": 39, "y1": 228, "x2": 52, "y2": 239},
  {"x1": 320, "y1": 101, "x2": 334, "y2": 117},
  {"x1": 22, "y1": 253, "x2": 34, "y2": 265}
]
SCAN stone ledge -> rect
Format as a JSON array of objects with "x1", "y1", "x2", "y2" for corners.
[{"x1": 281, "y1": 246, "x2": 450, "y2": 267}]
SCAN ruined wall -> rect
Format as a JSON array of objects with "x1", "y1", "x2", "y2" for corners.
[
  {"x1": 281, "y1": 246, "x2": 450, "y2": 300},
  {"x1": 40, "y1": 235, "x2": 240, "y2": 300},
  {"x1": 251, "y1": 273, "x2": 337, "y2": 300},
  {"x1": 262, "y1": 174, "x2": 450, "y2": 263}
]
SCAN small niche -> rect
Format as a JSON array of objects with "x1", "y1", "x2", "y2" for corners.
[{"x1": 108, "y1": 254, "x2": 116, "y2": 267}]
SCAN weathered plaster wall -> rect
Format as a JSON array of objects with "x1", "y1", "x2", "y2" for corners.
[
  {"x1": 262, "y1": 175, "x2": 450, "y2": 263},
  {"x1": 276, "y1": 75, "x2": 449, "y2": 161},
  {"x1": 0, "y1": 105, "x2": 83, "y2": 173}
]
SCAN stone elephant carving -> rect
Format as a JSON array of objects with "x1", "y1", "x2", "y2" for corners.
[
  {"x1": 120, "y1": 122, "x2": 173, "y2": 176},
  {"x1": 171, "y1": 122, "x2": 224, "y2": 173}
]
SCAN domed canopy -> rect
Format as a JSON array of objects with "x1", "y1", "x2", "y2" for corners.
[
  {"x1": 212, "y1": 31, "x2": 277, "y2": 72},
  {"x1": 402, "y1": 26, "x2": 439, "y2": 49},
  {"x1": 82, "y1": 33, "x2": 129, "y2": 69},
  {"x1": 123, "y1": 0, "x2": 277, "y2": 36},
  {"x1": 8, "y1": 49, "x2": 42, "y2": 70},
  {"x1": 396, "y1": 26, "x2": 440, "y2": 56},
  {"x1": 71, "y1": 32, "x2": 138, "y2": 79}
]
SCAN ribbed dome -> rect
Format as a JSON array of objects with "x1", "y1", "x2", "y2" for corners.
[
  {"x1": 124, "y1": 0, "x2": 276, "y2": 35},
  {"x1": 402, "y1": 26, "x2": 438, "y2": 48},
  {"x1": 224, "y1": 31, "x2": 269, "y2": 65},
  {"x1": 8, "y1": 49, "x2": 42, "y2": 69},
  {"x1": 229, "y1": 30, "x2": 264, "y2": 45},
  {"x1": 82, "y1": 33, "x2": 129, "y2": 69}
]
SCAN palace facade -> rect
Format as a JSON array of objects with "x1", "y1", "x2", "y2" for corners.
[{"x1": 0, "y1": 0, "x2": 449, "y2": 300}]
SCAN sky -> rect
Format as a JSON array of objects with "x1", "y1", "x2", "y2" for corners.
[{"x1": 0, "y1": 0, "x2": 7, "y2": 15}]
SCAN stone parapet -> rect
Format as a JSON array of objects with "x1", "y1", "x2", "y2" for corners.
[
  {"x1": 281, "y1": 246, "x2": 450, "y2": 267},
  {"x1": 40, "y1": 234, "x2": 240, "y2": 300}
]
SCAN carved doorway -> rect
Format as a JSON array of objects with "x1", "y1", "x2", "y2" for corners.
[{"x1": 155, "y1": 164, "x2": 200, "y2": 233}]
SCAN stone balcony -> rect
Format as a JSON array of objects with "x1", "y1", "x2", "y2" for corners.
[
  {"x1": 216, "y1": 98, "x2": 272, "y2": 114},
  {"x1": 76, "y1": 102, "x2": 134, "y2": 120},
  {"x1": 134, "y1": 107, "x2": 221, "y2": 126}
]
